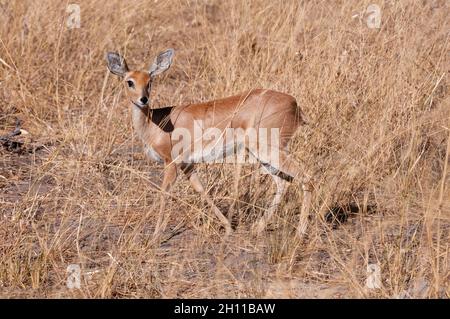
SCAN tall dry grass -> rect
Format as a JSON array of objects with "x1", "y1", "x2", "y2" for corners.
[{"x1": 0, "y1": 0, "x2": 448, "y2": 298}]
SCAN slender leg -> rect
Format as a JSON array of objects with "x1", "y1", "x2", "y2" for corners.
[
  {"x1": 181, "y1": 164, "x2": 232, "y2": 236},
  {"x1": 227, "y1": 164, "x2": 242, "y2": 225},
  {"x1": 297, "y1": 176, "x2": 313, "y2": 237},
  {"x1": 153, "y1": 162, "x2": 177, "y2": 239},
  {"x1": 251, "y1": 174, "x2": 287, "y2": 234},
  {"x1": 252, "y1": 148, "x2": 314, "y2": 237}
]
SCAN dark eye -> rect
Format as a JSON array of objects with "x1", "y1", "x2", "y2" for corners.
[{"x1": 126, "y1": 80, "x2": 134, "y2": 88}]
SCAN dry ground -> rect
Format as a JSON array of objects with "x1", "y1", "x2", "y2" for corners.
[{"x1": 0, "y1": 0, "x2": 449, "y2": 298}]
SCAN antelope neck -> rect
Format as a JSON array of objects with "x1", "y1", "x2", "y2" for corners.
[{"x1": 133, "y1": 103, "x2": 175, "y2": 133}]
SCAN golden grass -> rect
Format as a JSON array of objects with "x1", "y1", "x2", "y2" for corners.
[{"x1": 0, "y1": 0, "x2": 448, "y2": 298}]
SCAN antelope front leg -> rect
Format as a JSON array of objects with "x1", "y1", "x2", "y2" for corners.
[
  {"x1": 153, "y1": 162, "x2": 177, "y2": 239},
  {"x1": 181, "y1": 164, "x2": 232, "y2": 236}
]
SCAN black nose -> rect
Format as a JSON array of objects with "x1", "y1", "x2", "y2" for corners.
[{"x1": 140, "y1": 96, "x2": 148, "y2": 105}]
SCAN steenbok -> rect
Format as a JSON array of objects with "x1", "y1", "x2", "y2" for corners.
[{"x1": 106, "y1": 49, "x2": 313, "y2": 239}]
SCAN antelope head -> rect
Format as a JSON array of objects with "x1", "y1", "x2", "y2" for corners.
[{"x1": 106, "y1": 49, "x2": 174, "y2": 108}]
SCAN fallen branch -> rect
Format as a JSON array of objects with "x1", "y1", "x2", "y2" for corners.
[
  {"x1": 0, "y1": 118, "x2": 23, "y2": 151},
  {"x1": 0, "y1": 118, "x2": 22, "y2": 140}
]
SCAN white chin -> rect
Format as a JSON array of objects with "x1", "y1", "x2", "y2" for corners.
[{"x1": 133, "y1": 101, "x2": 148, "y2": 108}]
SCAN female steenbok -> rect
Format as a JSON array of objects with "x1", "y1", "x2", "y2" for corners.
[{"x1": 106, "y1": 49, "x2": 313, "y2": 239}]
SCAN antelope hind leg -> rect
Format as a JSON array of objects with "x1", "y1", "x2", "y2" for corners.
[{"x1": 182, "y1": 166, "x2": 232, "y2": 236}]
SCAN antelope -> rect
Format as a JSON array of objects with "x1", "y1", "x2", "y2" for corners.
[{"x1": 106, "y1": 49, "x2": 314, "y2": 239}]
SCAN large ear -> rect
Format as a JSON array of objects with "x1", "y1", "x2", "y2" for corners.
[
  {"x1": 106, "y1": 52, "x2": 129, "y2": 77},
  {"x1": 149, "y1": 48, "x2": 174, "y2": 77}
]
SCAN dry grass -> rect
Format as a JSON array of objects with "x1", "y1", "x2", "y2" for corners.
[{"x1": 0, "y1": 0, "x2": 449, "y2": 298}]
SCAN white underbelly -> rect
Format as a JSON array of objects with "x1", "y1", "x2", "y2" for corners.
[{"x1": 187, "y1": 142, "x2": 244, "y2": 163}]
